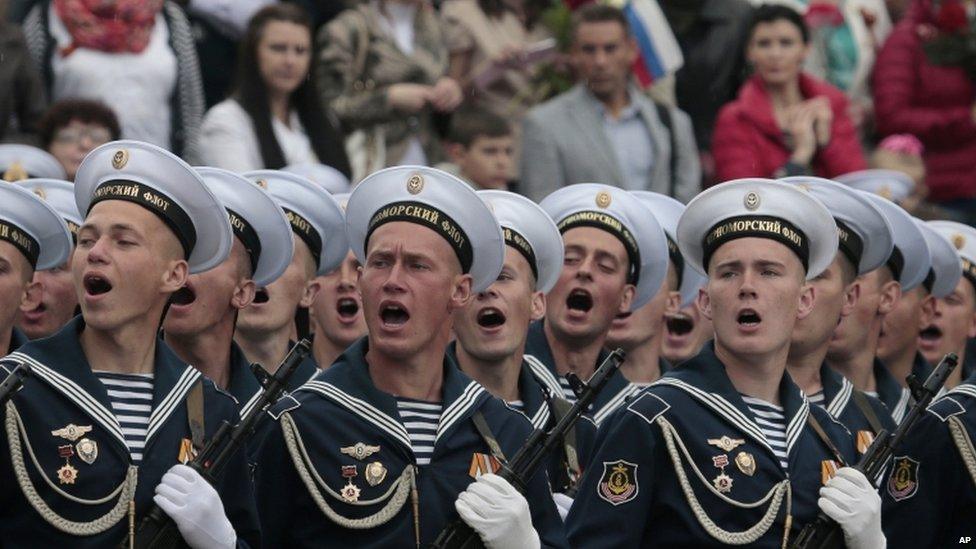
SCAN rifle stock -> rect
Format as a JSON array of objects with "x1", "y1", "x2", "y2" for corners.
[{"x1": 0, "y1": 362, "x2": 30, "y2": 407}]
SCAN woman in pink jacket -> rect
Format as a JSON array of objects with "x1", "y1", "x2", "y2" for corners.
[
  {"x1": 873, "y1": 0, "x2": 976, "y2": 223},
  {"x1": 712, "y1": 5, "x2": 866, "y2": 184}
]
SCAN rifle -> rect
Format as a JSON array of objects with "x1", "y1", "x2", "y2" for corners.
[
  {"x1": 790, "y1": 352, "x2": 959, "y2": 549},
  {"x1": 129, "y1": 338, "x2": 313, "y2": 549},
  {"x1": 0, "y1": 362, "x2": 30, "y2": 407},
  {"x1": 431, "y1": 349, "x2": 626, "y2": 549}
]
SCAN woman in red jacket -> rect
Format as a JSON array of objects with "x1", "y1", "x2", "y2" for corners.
[
  {"x1": 873, "y1": 0, "x2": 976, "y2": 223},
  {"x1": 712, "y1": 5, "x2": 866, "y2": 183}
]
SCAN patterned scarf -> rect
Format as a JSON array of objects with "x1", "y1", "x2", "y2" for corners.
[{"x1": 54, "y1": 0, "x2": 164, "y2": 55}]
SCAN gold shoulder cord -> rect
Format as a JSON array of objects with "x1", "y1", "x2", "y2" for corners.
[
  {"x1": 280, "y1": 412, "x2": 415, "y2": 529},
  {"x1": 656, "y1": 416, "x2": 792, "y2": 547},
  {"x1": 5, "y1": 402, "x2": 138, "y2": 536},
  {"x1": 948, "y1": 416, "x2": 976, "y2": 488}
]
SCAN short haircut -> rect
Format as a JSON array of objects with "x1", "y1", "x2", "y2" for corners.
[
  {"x1": 748, "y1": 4, "x2": 809, "y2": 44},
  {"x1": 571, "y1": 3, "x2": 631, "y2": 43},
  {"x1": 837, "y1": 254, "x2": 858, "y2": 286},
  {"x1": 37, "y1": 99, "x2": 121, "y2": 149},
  {"x1": 446, "y1": 108, "x2": 512, "y2": 147}
]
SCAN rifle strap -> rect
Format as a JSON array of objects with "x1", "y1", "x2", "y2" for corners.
[
  {"x1": 805, "y1": 412, "x2": 847, "y2": 467},
  {"x1": 186, "y1": 380, "x2": 205, "y2": 453},
  {"x1": 548, "y1": 397, "x2": 581, "y2": 489},
  {"x1": 948, "y1": 416, "x2": 976, "y2": 489},
  {"x1": 471, "y1": 411, "x2": 507, "y2": 463},
  {"x1": 851, "y1": 390, "x2": 885, "y2": 435}
]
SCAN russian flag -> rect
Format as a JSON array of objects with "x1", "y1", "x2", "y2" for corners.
[{"x1": 620, "y1": 0, "x2": 683, "y2": 87}]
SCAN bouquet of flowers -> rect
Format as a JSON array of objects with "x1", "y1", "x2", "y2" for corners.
[{"x1": 922, "y1": 0, "x2": 976, "y2": 79}]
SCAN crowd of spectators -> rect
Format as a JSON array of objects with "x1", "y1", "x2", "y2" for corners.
[{"x1": 1, "y1": 0, "x2": 974, "y2": 225}]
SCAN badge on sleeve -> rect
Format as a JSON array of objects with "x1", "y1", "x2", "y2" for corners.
[
  {"x1": 598, "y1": 460, "x2": 638, "y2": 505},
  {"x1": 887, "y1": 456, "x2": 920, "y2": 501}
]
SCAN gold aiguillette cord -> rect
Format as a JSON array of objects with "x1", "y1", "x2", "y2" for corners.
[{"x1": 411, "y1": 466, "x2": 420, "y2": 549}]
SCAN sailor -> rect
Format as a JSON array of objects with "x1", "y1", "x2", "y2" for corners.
[
  {"x1": 236, "y1": 169, "x2": 348, "y2": 385},
  {"x1": 530, "y1": 184, "x2": 668, "y2": 422},
  {"x1": 825, "y1": 189, "x2": 930, "y2": 422},
  {"x1": 780, "y1": 176, "x2": 898, "y2": 448},
  {"x1": 603, "y1": 192, "x2": 704, "y2": 418},
  {"x1": 568, "y1": 179, "x2": 881, "y2": 548},
  {"x1": 0, "y1": 140, "x2": 260, "y2": 547},
  {"x1": 162, "y1": 166, "x2": 294, "y2": 410},
  {"x1": 0, "y1": 144, "x2": 67, "y2": 181},
  {"x1": 661, "y1": 300, "x2": 713, "y2": 366},
  {"x1": 449, "y1": 189, "x2": 593, "y2": 517},
  {"x1": 252, "y1": 166, "x2": 567, "y2": 547},
  {"x1": 12, "y1": 179, "x2": 80, "y2": 341},
  {"x1": 307, "y1": 194, "x2": 368, "y2": 369},
  {"x1": 880, "y1": 224, "x2": 976, "y2": 547},
  {"x1": 877, "y1": 218, "x2": 962, "y2": 387},
  {"x1": 0, "y1": 181, "x2": 72, "y2": 354},
  {"x1": 921, "y1": 221, "x2": 976, "y2": 387}
]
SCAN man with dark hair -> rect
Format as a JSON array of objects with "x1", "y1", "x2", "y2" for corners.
[
  {"x1": 439, "y1": 107, "x2": 514, "y2": 191},
  {"x1": 520, "y1": 3, "x2": 700, "y2": 202},
  {"x1": 37, "y1": 99, "x2": 121, "y2": 181}
]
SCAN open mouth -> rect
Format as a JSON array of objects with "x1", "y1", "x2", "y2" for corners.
[
  {"x1": 919, "y1": 325, "x2": 942, "y2": 341},
  {"x1": 171, "y1": 285, "x2": 196, "y2": 306},
  {"x1": 253, "y1": 288, "x2": 270, "y2": 304},
  {"x1": 477, "y1": 307, "x2": 506, "y2": 328},
  {"x1": 737, "y1": 308, "x2": 761, "y2": 327},
  {"x1": 83, "y1": 274, "x2": 112, "y2": 296},
  {"x1": 380, "y1": 302, "x2": 410, "y2": 327},
  {"x1": 566, "y1": 289, "x2": 593, "y2": 312},
  {"x1": 666, "y1": 314, "x2": 694, "y2": 335},
  {"x1": 337, "y1": 297, "x2": 360, "y2": 320}
]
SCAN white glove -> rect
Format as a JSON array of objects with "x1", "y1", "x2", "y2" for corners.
[
  {"x1": 552, "y1": 492, "x2": 573, "y2": 522},
  {"x1": 455, "y1": 473, "x2": 541, "y2": 549},
  {"x1": 817, "y1": 467, "x2": 886, "y2": 549},
  {"x1": 154, "y1": 464, "x2": 237, "y2": 549}
]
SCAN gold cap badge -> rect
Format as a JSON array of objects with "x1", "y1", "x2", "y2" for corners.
[
  {"x1": 32, "y1": 187, "x2": 47, "y2": 200},
  {"x1": 112, "y1": 149, "x2": 128, "y2": 170},
  {"x1": 407, "y1": 174, "x2": 424, "y2": 195},
  {"x1": 595, "y1": 191, "x2": 612, "y2": 209},
  {"x1": 953, "y1": 233, "x2": 966, "y2": 250},
  {"x1": 3, "y1": 161, "x2": 28, "y2": 182},
  {"x1": 744, "y1": 191, "x2": 760, "y2": 211}
]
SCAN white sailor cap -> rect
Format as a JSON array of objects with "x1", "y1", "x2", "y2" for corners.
[
  {"x1": 914, "y1": 219, "x2": 962, "y2": 298},
  {"x1": 75, "y1": 140, "x2": 233, "y2": 274},
  {"x1": 780, "y1": 176, "x2": 894, "y2": 275},
  {"x1": 283, "y1": 163, "x2": 351, "y2": 195},
  {"x1": 195, "y1": 167, "x2": 295, "y2": 288},
  {"x1": 333, "y1": 193, "x2": 351, "y2": 212},
  {"x1": 345, "y1": 166, "x2": 504, "y2": 293},
  {"x1": 540, "y1": 184, "x2": 668, "y2": 309},
  {"x1": 243, "y1": 169, "x2": 348, "y2": 277},
  {"x1": 836, "y1": 169, "x2": 914, "y2": 202},
  {"x1": 856, "y1": 192, "x2": 930, "y2": 291},
  {"x1": 927, "y1": 220, "x2": 976, "y2": 293},
  {"x1": 630, "y1": 191, "x2": 704, "y2": 307},
  {"x1": 0, "y1": 181, "x2": 72, "y2": 270},
  {"x1": 676, "y1": 179, "x2": 838, "y2": 280},
  {"x1": 17, "y1": 178, "x2": 83, "y2": 239},
  {"x1": 0, "y1": 144, "x2": 66, "y2": 181},
  {"x1": 478, "y1": 190, "x2": 563, "y2": 294}
]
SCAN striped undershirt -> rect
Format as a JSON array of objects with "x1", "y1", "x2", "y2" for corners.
[
  {"x1": 94, "y1": 371, "x2": 154, "y2": 464},
  {"x1": 558, "y1": 377, "x2": 577, "y2": 403},
  {"x1": 807, "y1": 390, "x2": 826, "y2": 407},
  {"x1": 741, "y1": 395, "x2": 789, "y2": 470},
  {"x1": 396, "y1": 397, "x2": 442, "y2": 466},
  {"x1": 507, "y1": 400, "x2": 524, "y2": 413}
]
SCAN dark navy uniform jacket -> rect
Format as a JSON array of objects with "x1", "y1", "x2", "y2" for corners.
[
  {"x1": 882, "y1": 372, "x2": 976, "y2": 547},
  {"x1": 524, "y1": 320, "x2": 635, "y2": 425},
  {"x1": 252, "y1": 337, "x2": 568, "y2": 548},
  {"x1": 910, "y1": 352, "x2": 932, "y2": 384},
  {"x1": 871, "y1": 358, "x2": 912, "y2": 424},
  {"x1": 567, "y1": 343, "x2": 857, "y2": 548},
  {"x1": 446, "y1": 342, "x2": 597, "y2": 494},
  {"x1": 818, "y1": 363, "x2": 896, "y2": 453},
  {"x1": 7, "y1": 327, "x2": 27, "y2": 354},
  {"x1": 0, "y1": 317, "x2": 260, "y2": 548},
  {"x1": 228, "y1": 340, "x2": 319, "y2": 417}
]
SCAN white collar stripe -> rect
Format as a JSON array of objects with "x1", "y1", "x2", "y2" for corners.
[
  {"x1": 593, "y1": 384, "x2": 642, "y2": 425},
  {"x1": 302, "y1": 381, "x2": 412, "y2": 449},
  {"x1": 436, "y1": 382, "x2": 484, "y2": 443},
  {"x1": 827, "y1": 378, "x2": 853, "y2": 418},
  {"x1": 240, "y1": 389, "x2": 263, "y2": 419},
  {"x1": 525, "y1": 355, "x2": 563, "y2": 396},
  {"x1": 145, "y1": 367, "x2": 201, "y2": 444},
  {"x1": 949, "y1": 384, "x2": 976, "y2": 400},
  {"x1": 892, "y1": 388, "x2": 911, "y2": 424},
  {"x1": 10, "y1": 352, "x2": 126, "y2": 446}
]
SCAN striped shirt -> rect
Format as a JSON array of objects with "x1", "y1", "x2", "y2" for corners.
[
  {"x1": 741, "y1": 395, "x2": 789, "y2": 470},
  {"x1": 507, "y1": 400, "x2": 525, "y2": 414},
  {"x1": 807, "y1": 390, "x2": 826, "y2": 407},
  {"x1": 95, "y1": 371, "x2": 154, "y2": 464},
  {"x1": 559, "y1": 377, "x2": 577, "y2": 403},
  {"x1": 396, "y1": 397, "x2": 442, "y2": 466}
]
